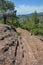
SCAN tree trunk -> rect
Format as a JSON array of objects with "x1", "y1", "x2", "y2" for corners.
[{"x1": 3, "y1": 14, "x2": 7, "y2": 24}]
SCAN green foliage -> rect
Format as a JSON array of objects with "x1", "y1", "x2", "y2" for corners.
[
  {"x1": 32, "y1": 11, "x2": 39, "y2": 25},
  {"x1": 30, "y1": 27, "x2": 43, "y2": 35},
  {"x1": 22, "y1": 17, "x2": 35, "y2": 31},
  {"x1": 0, "y1": 0, "x2": 20, "y2": 28},
  {"x1": 6, "y1": 16, "x2": 20, "y2": 28},
  {"x1": 0, "y1": 19, "x2": 3, "y2": 23},
  {"x1": 17, "y1": 32, "x2": 21, "y2": 36},
  {"x1": 20, "y1": 11, "x2": 43, "y2": 36},
  {"x1": 0, "y1": 0, "x2": 17, "y2": 24}
]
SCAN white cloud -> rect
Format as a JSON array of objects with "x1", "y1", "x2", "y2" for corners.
[{"x1": 15, "y1": 5, "x2": 43, "y2": 15}]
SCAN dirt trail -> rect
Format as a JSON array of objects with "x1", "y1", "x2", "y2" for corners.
[
  {"x1": 0, "y1": 24, "x2": 43, "y2": 65},
  {"x1": 16, "y1": 28, "x2": 43, "y2": 65}
]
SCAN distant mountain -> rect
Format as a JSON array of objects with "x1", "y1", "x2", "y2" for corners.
[
  {"x1": 38, "y1": 12, "x2": 43, "y2": 16},
  {"x1": 18, "y1": 12, "x2": 43, "y2": 18}
]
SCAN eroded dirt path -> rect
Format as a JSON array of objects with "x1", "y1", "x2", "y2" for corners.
[{"x1": 16, "y1": 28, "x2": 43, "y2": 65}]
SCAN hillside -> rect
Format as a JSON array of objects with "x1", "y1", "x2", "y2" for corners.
[
  {"x1": 0, "y1": 24, "x2": 43, "y2": 65},
  {"x1": 18, "y1": 12, "x2": 43, "y2": 18}
]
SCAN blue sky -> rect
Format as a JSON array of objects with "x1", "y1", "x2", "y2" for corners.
[{"x1": 11, "y1": 0, "x2": 43, "y2": 15}]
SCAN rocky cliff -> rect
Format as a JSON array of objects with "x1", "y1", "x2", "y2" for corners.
[{"x1": 0, "y1": 24, "x2": 43, "y2": 65}]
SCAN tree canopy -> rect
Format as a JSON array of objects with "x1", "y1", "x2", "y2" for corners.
[
  {"x1": 32, "y1": 11, "x2": 39, "y2": 25},
  {"x1": 0, "y1": 0, "x2": 16, "y2": 24}
]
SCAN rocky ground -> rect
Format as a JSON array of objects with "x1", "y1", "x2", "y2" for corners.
[{"x1": 0, "y1": 24, "x2": 43, "y2": 65}]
